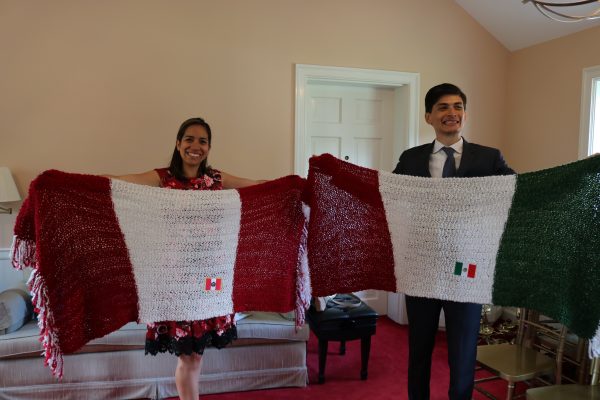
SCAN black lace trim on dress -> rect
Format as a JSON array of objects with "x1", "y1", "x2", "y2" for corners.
[{"x1": 145, "y1": 325, "x2": 238, "y2": 356}]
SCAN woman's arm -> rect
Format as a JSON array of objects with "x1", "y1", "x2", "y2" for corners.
[
  {"x1": 221, "y1": 171, "x2": 266, "y2": 189},
  {"x1": 103, "y1": 170, "x2": 161, "y2": 187}
]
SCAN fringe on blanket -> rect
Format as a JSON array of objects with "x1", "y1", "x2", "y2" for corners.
[
  {"x1": 27, "y1": 269, "x2": 64, "y2": 379},
  {"x1": 10, "y1": 235, "x2": 36, "y2": 270},
  {"x1": 294, "y1": 204, "x2": 312, "y2": 329},
  {"x1": 11, "y1": 234, "x2": 65, "y2": 376}
]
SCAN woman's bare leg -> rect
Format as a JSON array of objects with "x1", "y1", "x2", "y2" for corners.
[{"x1": 176, "y1": 353, "x2": 202, "y2": 400}]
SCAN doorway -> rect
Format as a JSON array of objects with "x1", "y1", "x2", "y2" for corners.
[{"x1": 295, "y1": 64, "x2": 419, "y2": 315}]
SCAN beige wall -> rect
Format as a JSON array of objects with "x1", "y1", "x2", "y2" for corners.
[
  {"x1": 506, "y1": 25, "x2": 600, "y2": 172},
  {"x1": 0, "y1": 0, "x2": 512, "y2": 247}
]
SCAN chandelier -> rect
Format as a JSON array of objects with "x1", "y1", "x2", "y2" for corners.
[{"x1": 523, "y1": 0, "x2": 600, "y2": 22}]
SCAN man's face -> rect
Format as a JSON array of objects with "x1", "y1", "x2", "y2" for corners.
[{"x1": 425, "y1": 94, "x2": 466, "y2": 138}]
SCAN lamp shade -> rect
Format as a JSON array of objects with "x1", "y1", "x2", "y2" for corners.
[{"x1": 0, "y1": 167, "x2": 21, "y2": 202}]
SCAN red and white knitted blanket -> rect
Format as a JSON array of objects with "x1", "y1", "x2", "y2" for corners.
[{"x1": 11, "y1": 170, "x2": 308, "y2": 377}]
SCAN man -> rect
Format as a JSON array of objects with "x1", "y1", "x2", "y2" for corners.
[{"x1": 393, "y1": 83, "x2": 514, "y2": 400}]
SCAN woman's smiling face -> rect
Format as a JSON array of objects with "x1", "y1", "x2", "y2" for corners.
[{"x1": 176, "y1": 124, "x2": 211, "y2": 173}]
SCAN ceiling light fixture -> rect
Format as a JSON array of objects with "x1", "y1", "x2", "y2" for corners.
[{"x1": 523, "y1": 0, "x2": 600, "y2": 22}]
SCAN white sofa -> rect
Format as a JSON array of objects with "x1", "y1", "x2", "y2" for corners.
[{"x1": 0, "y1": 255, "x2": 309, "y2": 400}]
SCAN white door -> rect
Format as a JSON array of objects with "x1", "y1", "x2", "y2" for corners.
[
  {"x1": 306, "y1": 82, "x2": 395, "y2": 172},
  {"x1": 305, "y1": 82, "x2": 394, "y2": 315}
]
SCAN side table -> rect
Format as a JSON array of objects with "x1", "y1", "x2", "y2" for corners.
[{"x1": 306, "y1": 294, "x2": 379, "y2": 383}]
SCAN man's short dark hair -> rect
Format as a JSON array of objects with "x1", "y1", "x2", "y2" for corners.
[{"x1": 425, "y1": 83, "x2": 467, "y2": 113}]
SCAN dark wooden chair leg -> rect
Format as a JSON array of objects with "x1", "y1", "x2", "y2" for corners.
[
  {"x1": 360, "y1": 335, "x2": 372, "y2": 380},
  {"x1": 318, "y1": 339, "x2": 328, "y2": 384}
]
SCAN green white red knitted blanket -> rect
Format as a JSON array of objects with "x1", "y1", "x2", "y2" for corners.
[
  {"x1": 11, "y1": 155, "x2": 600, "y2": 377},
  {"x1": 305, "y1": 154, "x2": 600, "y2": 358}
]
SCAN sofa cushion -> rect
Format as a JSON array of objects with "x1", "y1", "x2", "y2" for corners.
[
  {"x1": 236, "y1": 312, "x2": 308, "y2": 341},
  {"x1": 0, "y1": 289, "x2": 33, "y2": 335},
  {"x1": 0, "y1": 321, "x2": 148, "y2": 359}
]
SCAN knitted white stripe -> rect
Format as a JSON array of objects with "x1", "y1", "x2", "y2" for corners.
[
  {"x1": 111, "y1": 180, "x2": 240, "y2": 322},
  {"x1": 378, "y1": 171, "x2": 517, "y2": 304}
]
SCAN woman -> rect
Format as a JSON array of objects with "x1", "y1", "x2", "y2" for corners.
[{"x1": 106, "y1": 117, "x2": 262, "y2": 400}]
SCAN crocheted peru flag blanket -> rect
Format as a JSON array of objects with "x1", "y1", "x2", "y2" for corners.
[
  {"x1": 304, "y1": 153, "x2": 600, "y2": 357},
  {"x1": 11, "y1": 170, "x2": 308, "y2": 378}
]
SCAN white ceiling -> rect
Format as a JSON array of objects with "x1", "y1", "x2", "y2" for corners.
[{"x1": 455, "y1": 0, "x2": 600, "y2": 51}]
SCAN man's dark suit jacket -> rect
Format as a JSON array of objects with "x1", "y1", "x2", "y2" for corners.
[
  {"x1": 392, "y1": 138, "x2": 515, "y2": 400},
  {"x1": 392, "y1": 138, "x2": 515, "y2": 177}
]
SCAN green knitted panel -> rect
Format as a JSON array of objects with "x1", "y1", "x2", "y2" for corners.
[{"x1": 493, "y1": 156, "x2": 600, "y2": 338}]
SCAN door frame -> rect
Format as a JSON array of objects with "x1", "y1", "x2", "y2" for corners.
[{"x1": 294, "y1": 64, "x2": 420, "y2": 176}]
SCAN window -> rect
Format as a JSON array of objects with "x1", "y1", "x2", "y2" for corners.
[
  {"x1": 579, "y1": 65, "x2": 600, "y2": 157},
  {"x1": 592, "y1": 79, "x2": 600, "y2": 154}
]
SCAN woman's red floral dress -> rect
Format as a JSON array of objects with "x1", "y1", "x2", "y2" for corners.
[{"x1": 145, "y1": 167, "x2": 237, "y2": 356}]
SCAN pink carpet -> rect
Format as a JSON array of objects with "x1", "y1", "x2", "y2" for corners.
[{"x1": 165, "y1": 316, "x2": 522, "y2": 399}]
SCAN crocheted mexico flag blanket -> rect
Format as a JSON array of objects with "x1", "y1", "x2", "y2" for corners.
[
  {"x1": 305, "y1": 153, "x2": 600, "y2": 357},
  {"x1": 11, "y1": 170, "x2": 308, "y2": 377}
]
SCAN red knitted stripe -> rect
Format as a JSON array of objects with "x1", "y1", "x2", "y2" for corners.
[
  {"x1": 33, "y1": 170, "x2": 139, "y2": 353},
  {"x1": 306, "y1": 154, "x2": 397, "y2": 296},
  {"x1": 13, "y1": 197, "x2": 35, "y2": 244},
  {"x1": 232, "y1": 176, "x2": 306, "y2": 312}
]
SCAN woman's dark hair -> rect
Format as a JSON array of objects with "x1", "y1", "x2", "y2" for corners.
[
  {"x1": 168, "y1": 117, "x2": 212, "y2": 180},
  {"x1": 424, "y1": 83, "x2": 467, "y2": 113}
]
